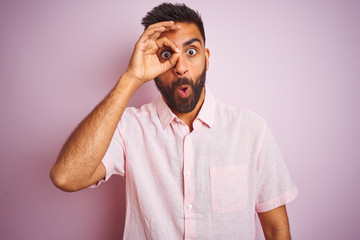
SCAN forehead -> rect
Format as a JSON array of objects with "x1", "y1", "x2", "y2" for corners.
[{"x1": 160, "y1": 22, "x2": 204, "y2": 47}]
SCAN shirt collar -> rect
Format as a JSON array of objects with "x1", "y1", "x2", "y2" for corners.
[{"x1": 156, "y1": 85, "x2": 216, "y2": 129}]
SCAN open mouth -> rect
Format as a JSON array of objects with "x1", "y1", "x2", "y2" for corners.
[{"x1": 177, "y1": 85, "x2": 190, "y2": 98}]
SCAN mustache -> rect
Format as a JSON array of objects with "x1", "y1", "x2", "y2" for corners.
[{"x1": 172, "y1": 77, "x2": 193, "y2": 89}]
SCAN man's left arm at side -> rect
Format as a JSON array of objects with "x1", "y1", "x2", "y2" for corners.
[{"x1": 258, "y1": 204, "x2": 291, "y2": 240}]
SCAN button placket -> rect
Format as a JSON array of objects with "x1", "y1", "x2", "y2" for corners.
[{"x1": 183, "y1": 135, "x2": 196, "y2": 238}]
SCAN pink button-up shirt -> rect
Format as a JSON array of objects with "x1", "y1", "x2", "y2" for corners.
[{"x1": 94, "y1": 86, "x2": 298, "y2": 239}]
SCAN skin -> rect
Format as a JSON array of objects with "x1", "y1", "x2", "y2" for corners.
[
  {"x1": 50, "y1": 21, "x2": 184, "y2": 192},
  {"x1": 153, "y1": 22, "x2": 210, "y2": 130},
  {"x1": 259, "y1": 205, "x2": 292, "y2": 240},
  {"x1": 50, "y1": 20, "x2": 291, "y2": 239}
]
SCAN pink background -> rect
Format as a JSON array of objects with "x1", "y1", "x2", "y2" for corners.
[{"x1": 1, "y1": 0, "x2": 359, "y2": 239}]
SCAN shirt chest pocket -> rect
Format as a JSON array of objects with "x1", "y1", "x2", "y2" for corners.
[{"x1": 209, "y1": 165, "x2": 248, "y2": 213}]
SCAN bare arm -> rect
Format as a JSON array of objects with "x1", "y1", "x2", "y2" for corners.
[
  {"x1": 50, "y1": 21, "x2": 181, "y2": 192},
  {"x1": 258, "y1": 205, "x2": 292, "y2": 240}
]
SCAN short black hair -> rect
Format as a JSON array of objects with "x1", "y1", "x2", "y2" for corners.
[{"x1": 141, "y1": 3, "x2": 206, "y2": 44}]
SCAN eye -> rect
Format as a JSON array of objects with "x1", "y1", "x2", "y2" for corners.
[
  {"x1": 160, "y1": 51, "x2": 172, "y2": 59},
  {"x1": 187, "y1": 48, "x2": 197, "y2": 56}
]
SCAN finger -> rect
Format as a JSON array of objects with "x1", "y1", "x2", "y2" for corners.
[
  {"x1": 137, "y1": 23, "x2": 182, "y2": 48},
  {"x1": 169, "y1": 24, "x2": 182, "y2": 31},
  {"x1": 143, "y1": 22, "x2": 181, "y2": 39},
  {"x1": 156, "y1": 37, "x2": 180, "y2": 53},
  {"x1": 143, "y1": 26, "x2": 165, "y2": 39},
  {"x1": 136, "y1": 26, "x2": 165, "y2": 46},
  {"x1": 146, "y1": 21, "x2": 175, "y2": 30},
  {"x1": 149, "y1": 23, "x2": 182, "y2": 41},
  {"x1": 140, "y1": 25, "x2": 173, "y2": 41},
  {"x1": 150, "y1": 30, "x2": 162, "y2": 41}
]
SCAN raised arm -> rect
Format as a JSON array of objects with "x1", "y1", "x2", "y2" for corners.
[{"x1": 50, "y1": 21, "x2": 181, "y2": 192}]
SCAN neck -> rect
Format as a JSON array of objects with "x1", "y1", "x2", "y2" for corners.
[{"x1": 170, "y1": 87, "x2": 205, "y2": 132}]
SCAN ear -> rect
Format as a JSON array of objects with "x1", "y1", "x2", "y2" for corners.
[{"x1": 205, "y1": 48, "x2": 210, "y2": 71}]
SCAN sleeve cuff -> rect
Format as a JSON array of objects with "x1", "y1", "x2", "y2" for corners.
[
  {"x1": 88, "y1": 156, "x2": 113, "y2": 188},
  {"x1": 255, "y1": 185, "x2": 299, "y2": 213}
]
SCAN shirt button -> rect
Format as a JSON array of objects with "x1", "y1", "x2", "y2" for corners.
[
  {"x1": 186, "y1": 170, "x2": 191, "y2": 176},
  {"x1": 187, "y1": 204, "x2": 193, "y2": 210}
]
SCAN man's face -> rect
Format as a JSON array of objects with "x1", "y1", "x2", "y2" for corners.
[{"x1": 154, "y1": 22, "x2": 210, "y2": 113}]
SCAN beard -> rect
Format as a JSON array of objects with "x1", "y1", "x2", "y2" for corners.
[{"x1": 154, "y1": 64, "x2": 206, "y2": 113}]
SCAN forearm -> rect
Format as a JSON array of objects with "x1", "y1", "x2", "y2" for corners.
[
  {"x1": 258, "y1": 205, "x2": 291, "y2": 240},
  {"x1": 50, "y1": 72, "x2": 141, "y2": 191},
  {"x1": 51, "y1": 21, "x2": 181, "y2": 192},
  {"x1": 263, "y1": 230, "x2": 291, "y2": 240}
]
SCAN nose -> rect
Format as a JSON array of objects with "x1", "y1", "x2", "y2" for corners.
[{"x1": 172, "y1": 54, "x2": 188, "y2": 77}]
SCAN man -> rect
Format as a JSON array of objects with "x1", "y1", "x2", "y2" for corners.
[{"x1": 50, "y1": 3, "x2": 298, "y2": 239}]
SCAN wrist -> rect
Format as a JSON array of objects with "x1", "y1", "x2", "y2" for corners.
[{"x1": 119, "y1": 71, "x2": 144, "y2": 90}]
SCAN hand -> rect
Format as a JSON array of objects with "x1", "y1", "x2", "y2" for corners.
[{"x1": 126, "y1": 21, "x2": 181, "y2": 84}]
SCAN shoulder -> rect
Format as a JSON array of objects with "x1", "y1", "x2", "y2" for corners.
[
  {"x1": 123, "y1": 101, "x2": 156, "y2": 116},
  {"x1": 214, "y1": 99, "x2": 266, "y2": 130},
  {"x1": 120, "y1": 100, "x2": 159, "y2": 126}
]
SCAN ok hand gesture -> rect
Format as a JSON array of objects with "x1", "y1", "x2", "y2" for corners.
[{"x1": 126, "y1": 21, "x2": 181, "y2": 84}]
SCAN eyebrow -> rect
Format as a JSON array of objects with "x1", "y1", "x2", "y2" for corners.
[{"x1": 183, "y1": 38, "x2": 202, "y2": 47}]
